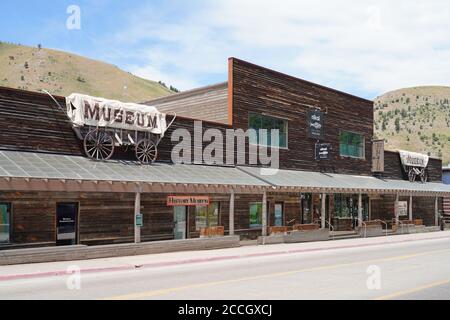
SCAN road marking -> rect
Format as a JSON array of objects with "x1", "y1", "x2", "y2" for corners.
[
  {"x1": 104, "y1": 247, "x2": 450, "y2": 300},
  {"x1": 374, "y1": 278, "x2": 450, "y2": 300}
]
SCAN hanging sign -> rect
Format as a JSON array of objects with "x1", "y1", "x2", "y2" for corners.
[
  {"x1": 167, "y1": 196, "x2": 210, "y2": 207},
  {"x1": 399, "y1": 150, "x2": 429, "y2": 168},
  {"x1": 315, "y1": 143, "x2": 332, "y2": 160},
  {"x1": 135, "y1": 214, "x2": 143, "y2": 227},
  {"x1": 308, "y1": 110, "x2": 324, "y2": 139},
  {"x1": 372, "y1": 140, "x2": 385, "y2": 172}
]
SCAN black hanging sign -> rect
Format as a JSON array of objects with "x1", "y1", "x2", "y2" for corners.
[
  {"x1": 315, "y1": 143, "x2": 332, "y2": 160},
  {"x1": 308, "y1": 109, "x2": 324, "y2": 139}
]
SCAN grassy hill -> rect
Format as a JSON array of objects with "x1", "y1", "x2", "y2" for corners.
[
  {"x1": 374, "y1": 86, "x2": 450, "y2": 166},
  {"x1": 0, "y1": 42, "x2": 172, "y2": 102}
]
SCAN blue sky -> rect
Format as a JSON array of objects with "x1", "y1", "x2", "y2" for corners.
[{"x1": 1, "y1": 0, "x2": 450, "y2": 99}]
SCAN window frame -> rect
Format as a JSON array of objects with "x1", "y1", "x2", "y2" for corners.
[
  {"x1": 0, "y1": 203, "x2": 12, "y2": 244},
  {"x1": 195, "y1": 202, "x2": 220, "y2": 231},
  {"x1": 339, "y1": 130, "x2": 366, "y2": 160},
  {"x1": 248, "y1": 112, "x2": 289, "y2": 149},
  {"x1": 249, "y1": 202, "x2": 263, "y2": 229}
]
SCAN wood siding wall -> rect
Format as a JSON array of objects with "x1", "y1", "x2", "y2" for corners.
[
  {"x1": 230, "y1": 58, "x2": 375, "y2": 175},
  {"x1": 145, "y1": 83, "x2": 229, "y2": 125},
  {"x1": 382, "y1": 150, "x2": 442, "y2": 182},
  {"x1": 0, "y1": 87, "x2": 82, "y2": 156}
]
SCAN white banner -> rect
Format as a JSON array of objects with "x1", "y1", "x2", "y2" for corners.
[
  {"x1": 66, "y1": 93, "x2": 167, "y2": 135},
  {"x1": 399, "y1": 150, "x2": 429, "y2": 168}
]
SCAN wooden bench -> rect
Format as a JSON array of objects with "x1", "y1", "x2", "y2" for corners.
[
  {"x1": 268, "y1": 226, "x2": 290, "y2": 235},
  {"x1": 200, "y1": 226, "x2": 225, "y2": 238},
  {"x1": 292, "y1": 224, "x2": 320, "y2": 231}
]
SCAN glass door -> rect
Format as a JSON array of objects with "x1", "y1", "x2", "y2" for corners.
[
  {"x1": 274, "y1": 203, "x2": 283, "y2": 226},
  {"x1": 56, "y1": 203, "x2": 78, "y2": 246},
  {"x1": 174, "y1": 206, "x2": 187, "y2": 240}
]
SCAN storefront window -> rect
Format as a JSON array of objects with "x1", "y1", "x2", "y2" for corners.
[
  {"x1": 249, "y1": 202, "x2": 263, "y2": 228},
  {"x1": 274, "y1": 203, "x2": 283, "y2": 227},
  {"x1": 340, "y1": 131, "x2": 365, "y2": 159},
  {"x1": 334, "y1": 194, "x2": 369, "y2": 220},
  {"x1": 249, "y1": 113, "x2": 288, "y2": 148},
  {"x1": 0, "y1": 203, "x2": 11, "y2": 243},
  {"x1": 195, "y1": 202, "x2": 219, "y2": 231}
]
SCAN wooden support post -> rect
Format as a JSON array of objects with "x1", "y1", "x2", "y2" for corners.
[
  {"x1": 262, "y1": 191, "x2": 267, "y2": 236},
  {"x1": 229, "y1": 190, "x2": 235, "y2": 236},
  {"x1": 395, "y1": 194, "x2": 400, "y2": 224},
  {"x1": 134, "y1": 191, "x2": 141, "y2": 244},
  {"x1": 358, "y1": 193, "x2": 363, "y2": 226},
  {"x1": 368, "y1": 196, "x2": 372, "y2": 221},
  {"x1": 409, "y1": 195, "x2": 413, "y2": 221},
  {"x1": 321, "y1": 193, "x2": 326, "y2": 229},
  {"x1": 435, "y1": 196, "x2": 439, "y2": 227}
]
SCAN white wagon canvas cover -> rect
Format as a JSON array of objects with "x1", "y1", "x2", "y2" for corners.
[{"x1": 66, "y1": 93, "x2": 167, "y2": 135}]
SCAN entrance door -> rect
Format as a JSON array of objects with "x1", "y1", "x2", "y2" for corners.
[
  {"x1": 174, "y1": 206, "x2": 187, "y2": 240},
  {"x1": 274, "y1": 203, "x2": 284, "y2": 226},
  {"x1": 56, "y1": 203, "x2": 78, "y2": 246}
]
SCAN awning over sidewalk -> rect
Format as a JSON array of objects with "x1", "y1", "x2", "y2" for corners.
[
  {"x1": 0, "y1": 151, "x2": 269, "y2": 193},
  {"x1": 237, "y1": 166, "x2": 450, "y2": 196},
  {"x1": 0, "y1": 150, "x2": 449, "y2": 196}
]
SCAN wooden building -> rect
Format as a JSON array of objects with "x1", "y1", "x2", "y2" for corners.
[{"x1": 0, "y1": 58, "x2": 449, "y2": 249}]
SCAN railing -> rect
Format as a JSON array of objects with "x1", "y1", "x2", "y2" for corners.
[
  {"x1": 373, "y1": 219, "x2": 388, "y2": 237},
  {"x1": 311, "y1": 219, "x2": 335, "y2": 240},
  {"x1": 395, "y1": 218, "x2": 405, "y2": 234},
  {"x1": 325, "y1": 220, "x2": 335, "y2": 240},
  {"x1": 354, "y1": 217, "x2": 368, "y2": 238}
]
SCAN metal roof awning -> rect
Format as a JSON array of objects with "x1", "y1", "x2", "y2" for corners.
[
  {"x1": 0, "y1": 151, "x2": 269, "y2": 193},
  {"x1": 0, "y1": 150, "x2": 449, "y2": 196},
  {"x1": 237, "y1": 166, "x2": 450, "y2": 196}
]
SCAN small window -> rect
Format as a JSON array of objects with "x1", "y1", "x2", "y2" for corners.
[
  {"x1": 249, "y1": 202, "x2": 263, "y2": 228},
  {"x1": 340, "y1": 131, "x2": 365, "y2": 159},
  {"x1": 195, "y1": 202, "x2": 219, "y2": 231},
  {"x1": 0, "y1": 203, "x2": 11, "y2": 244},
  {"x1": 249, "y1": 113, "x2": 288, "y2": 148}
]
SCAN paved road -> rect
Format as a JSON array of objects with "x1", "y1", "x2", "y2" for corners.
[{"x1": 1, "y1": 237, "x2": 450, "y2": 300}]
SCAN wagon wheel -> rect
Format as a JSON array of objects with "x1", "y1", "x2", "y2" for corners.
[
  {"x1": 135, "y1": 138, "x2": 158, "y2": 164},
  {"x1": 420, "y1": 168, "x2": 428, "y2": 183},
  {"x1": 83, "y1": 129, "x2": 115, "y2": 161},
  {"x1": 408, "y1": 168, "x2": 416, "y2": 182}
]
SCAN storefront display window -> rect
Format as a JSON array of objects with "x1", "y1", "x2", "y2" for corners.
[
  {"x1": 0, "y1": 203, "x2": 11, "y2": 244},
  {"x1": 195, "y1": 202, "x2": 219, "y2": 231},
  {"x1": 249, "y1": 202, "x2": 263, "y2": 228}
]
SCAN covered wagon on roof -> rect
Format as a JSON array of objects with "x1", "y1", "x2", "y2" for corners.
[{"x1": 65, "y1": 93, "x2": 176, "y2": 164}]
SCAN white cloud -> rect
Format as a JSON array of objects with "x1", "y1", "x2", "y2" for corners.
[{"x1": 114, "y1": 0, "x2": 450, "y2": 98}]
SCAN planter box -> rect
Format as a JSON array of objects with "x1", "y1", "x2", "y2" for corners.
[{"x1": 0, "y1": 236, "x2": 240, "y2": 266}]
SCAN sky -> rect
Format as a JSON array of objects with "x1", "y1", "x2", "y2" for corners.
[{"x1": 1, "y1": 0, "x2": 450, "y2": 99}]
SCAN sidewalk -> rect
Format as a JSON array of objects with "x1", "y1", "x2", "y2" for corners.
[{"x1": 1, "y1": 231, "x2": 450, "y2": 281}]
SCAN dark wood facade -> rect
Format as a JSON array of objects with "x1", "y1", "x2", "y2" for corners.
[
  {"x1": 0, "y1": 57, "x2": 446, "y2": 248},
  {"x1": 230, "y1": 58, "x2": 374, "y2": 175}
]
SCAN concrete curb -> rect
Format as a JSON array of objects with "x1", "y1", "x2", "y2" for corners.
[{"x1": 2, "y1": 233, "x2": 450, "y2": 282}]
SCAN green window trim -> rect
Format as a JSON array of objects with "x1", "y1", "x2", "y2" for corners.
[
  {"x1": 248, "y1": 113, "x2": 288, "y2": 148},
  {"x1": 339, "y1": 131, "x2": 365, "y2": 159}
]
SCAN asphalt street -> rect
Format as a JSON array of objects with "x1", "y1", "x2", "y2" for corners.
[{"x1": 1, "y1": 235, "x2": 450, "y2": 300}]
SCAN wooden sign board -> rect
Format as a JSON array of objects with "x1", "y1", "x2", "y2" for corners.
[
  {"x1": 167, "y1": 196, "x2": 210, "y2": 207},
  {"x1": 397, "y1": 201, "x2": 408, "y2": 217},
  {"x1": 308, "y1": 110, "x2": 325, "y2": 139},
  {"x1": 372, "y1": 140, "x2": 385, "y2": 172}
]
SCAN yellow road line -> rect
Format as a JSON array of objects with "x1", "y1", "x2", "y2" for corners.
[
  {"x1": 104, "y1": 248, "x2": 450, "y2": 300},
  {"x1": 374, "y1": 278, "x2": 450, "y2": 300}
]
